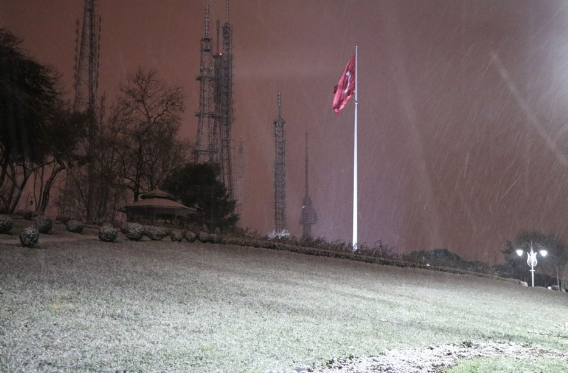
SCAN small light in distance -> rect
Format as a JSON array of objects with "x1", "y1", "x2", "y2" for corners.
[
  {"x1": 539, "y1": 249, "x2": 548, "y2": 257},
  {"x1": 516, "y1": 249, "x2": 524, "y2": 256}
]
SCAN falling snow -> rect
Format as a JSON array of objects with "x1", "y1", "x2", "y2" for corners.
[{"x1": 3, "y1": 1, "x2": 568, "y2": 263}]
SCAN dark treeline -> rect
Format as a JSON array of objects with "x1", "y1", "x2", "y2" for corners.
[{"x1": 1, "y1": 28, "x2": 238, "y2": 232}]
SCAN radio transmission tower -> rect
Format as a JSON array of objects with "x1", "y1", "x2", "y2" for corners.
[
  {"x1": 62, "y1": 0, "x2": 101, "y2": 219},
  {"x1": 195, "y1": 1, "x2": 234, "y2": 199},
  {"x1": 235, "y1": 139, "x2": 245, "y2": 217},
  {"x1": 299, "y1": 132, "x2": 317, "y2": 238},
  {"x1": 194, "y1": 5, "x2": 217, "y2": 164},
  {"x1": 73, "y1": 0, "x2": 101, "y2": 116},
  {"x1": 274, "y1": 92, "x2": 286, "y2": 233},
  {"x1": 216, "y1": 0, "x2": 234, "y2": 197}
]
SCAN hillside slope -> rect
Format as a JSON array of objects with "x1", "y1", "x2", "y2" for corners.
[{"x1": 0, "y1": 240, "x2": 567, "y2": 372}]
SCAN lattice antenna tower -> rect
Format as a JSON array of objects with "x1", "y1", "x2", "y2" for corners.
[
  {"x1": 215, "y1": 0, "x2": 234, "y2": 197},
  {"x1": 235, "y1": 139, "x2": 245, "y2": 217},
  {"x1": 194, "y1": 5, "x2": 218, "y2": 164},
  {"x1": 299, "y1": 132, "x2": 318, "y2": 238},
  {"x1": 64, "y1": 0, "x2": 101, "y2": 219},
  {"x1": 274, "y1": 92, "x2": 286, "y2": 232},
  {"x1": 73, "y1": 0, "x2": 101, "y2": 117}
]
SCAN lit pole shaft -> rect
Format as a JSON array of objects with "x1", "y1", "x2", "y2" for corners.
[
  {"x1": 517, "y1": 242, "x2": 546, "y2": 288},
  {"x1": 528, "y1": 247, "x2": 536, "y2": 287},
  {"x1": 353, "y1": 45, "x2": 358, "y2": 251},
  {"x1": 530, "y1": 252, "x2": 534, "y2": 287}
]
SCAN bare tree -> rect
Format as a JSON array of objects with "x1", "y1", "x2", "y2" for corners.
[
  {"x1": 62, "y1": 122, "x2": 123, "y2": 222},
  {"x1": 33, "y1": 107, "x2": 88, "y2": 214},
  {"x1": 142, "y1": 126, "x2": 192, "y2": 191},
  {"x1": 108, "y1": 68, "x2": 187, "y2": 202}
]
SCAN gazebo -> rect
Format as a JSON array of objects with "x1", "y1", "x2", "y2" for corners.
[{"x1": 118, "y1": 189, "x2": 195, "y2": 226}]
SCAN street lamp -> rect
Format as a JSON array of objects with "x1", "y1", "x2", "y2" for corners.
[{"x1": 516, "y1": 241, "x2": 548, "y2": 287}]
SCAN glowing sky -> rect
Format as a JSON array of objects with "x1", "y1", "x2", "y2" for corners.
[{"x1": 3, "y1": 0, "x2": 568, "y2": 263}]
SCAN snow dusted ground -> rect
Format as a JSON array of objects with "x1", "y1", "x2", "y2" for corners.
[
  {"x1": 1, "y1": 240, "x2": 567, "y2": 372},
  {"x1": 276, "y1": 341, "x2": 568, "y2": 373}
]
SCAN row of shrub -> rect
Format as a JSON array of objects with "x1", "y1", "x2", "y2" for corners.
[
  {"x1": 1, "y1": 214, "x2": 52, "y2": 234},
  {"x1": 1, "y1": 213, "x2": 222, "y2": 247},
  {"x1": 2, "y1": 214, "x2": 51, "y2": 248},
  {"x1": 8, "y1": 211, "x2": 87, "y2": 233},
  {"x1": 2, "y1": 212, "x2": 503, "y2": 279},
  {"x1": 235, "y1": 232, "x2": 508, "y2": 279},
  {"x1": 0, "y1": 214, "x2": 40, "y2": 248},
  {"x1": 4, "y1": 214, "x2": 85, "y2": 234},
  {"x1": 402, "y1": 248, "x2": 496, "y2": 275},
  {"x1": 221, "y1": 235, "x2": 509, "y2": 281},
  {"x1": 0, "y1": 214, "x2": 87, "y2": 248},
  {"x1": 97, "y1": 222, "x2": 221, "y2": 244},
  {"x1": 224, "y1": 232, "x2": 400, "y2": 261}
]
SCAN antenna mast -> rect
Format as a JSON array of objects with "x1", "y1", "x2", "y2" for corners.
[
  {"x1": 73, "y1": 0, "x2": 100, "y2": 115},
  {"x1": 274, "y1": 92, "x2": 287, "y2": 233},
  {"x1": 235, "y1": 139, "x2": 245, "y2": 217},
  {"x1": 299, "y1": 132, "x2": 317, "y2": 238},
  {"x1": 194, "y1": 1, "x2": 235, "y2": 199},
  {"x1": 305, "y1": 132, "x2": 309, "y2": 197},
  {"x1": 217, "y1": 0, "x2": 234, "y2": 197},
  {"x1": 64, "y1": 0, "x2": 101, "y2": 221},
  {"x1": 195, "y1": 5, "x2": 218, "y2": 164}
]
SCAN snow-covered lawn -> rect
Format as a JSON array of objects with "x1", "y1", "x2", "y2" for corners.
[{"x1": 0, "y1": 240, "x2": 566, "y2": 372}]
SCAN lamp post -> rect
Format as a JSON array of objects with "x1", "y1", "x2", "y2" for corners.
[{"x1": 516, "y1": 241, "x2": 548, "y2": 287}]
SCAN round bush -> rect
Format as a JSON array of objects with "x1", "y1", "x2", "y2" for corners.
[
  {"x1": 22, "y1": 210, "x2": 38, "y2": 221},
  {"x1": 209, "y1": 233, "x2": 220, "y2": 243},
  {"x1": 185, "y1": 231, "x2": 197, "y2": 243},
  {"x1": 33, "y1": 215, "x2": 52, "y2": 234},
  {"x1": 0, "y1": 215, "x2": 13, "y2": 234},
  {"x1": 198, "y1": 231, "x2": 211, "y2": 243},
  {"x1": 125, "y1": 222, "x2": 144, "y2": 241},
  {"x1": 170, "y1": 229, "x2": 184, "y2": 242},
  {"x1": 66, "y1": 220, "x2": 84, "y2": 233},
  {"x1": 145, "y1": 225, "x2": 166, "y2": 241},
  {"x1": 19, "y1": 226, "x2": 39, "y2": 248},
  {"x1": 98, "y1": 224, "x2": 117, "y2": 243}
]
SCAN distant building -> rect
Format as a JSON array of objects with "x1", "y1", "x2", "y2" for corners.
[{"x1": 118, "y1": 189, "x2": 195, "y2": 226}]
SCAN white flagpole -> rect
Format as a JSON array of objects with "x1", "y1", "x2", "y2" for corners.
[{"x1": 353, "y1": 46, "x2": 358, "y2": 251}]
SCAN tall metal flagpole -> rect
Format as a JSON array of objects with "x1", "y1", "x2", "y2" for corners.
[{"x1": 353, "y1": 46, "x2": 358, "y2": 251}]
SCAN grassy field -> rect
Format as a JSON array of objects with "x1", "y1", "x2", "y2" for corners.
[{"x1": 0, "y1": 239, "x2": 567, "y2": 372}]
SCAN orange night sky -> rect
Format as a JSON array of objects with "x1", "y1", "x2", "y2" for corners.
[{"x1": 3, "y1": 0, "x2": 568, "y2": 263}]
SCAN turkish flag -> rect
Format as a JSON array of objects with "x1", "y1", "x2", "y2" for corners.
[{"x1": 332, "y1": 54, "x2": 356, "y2": 115}]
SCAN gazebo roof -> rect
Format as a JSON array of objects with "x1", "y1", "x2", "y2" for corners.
[
  {"x1": 118, "y1": 189, "x2": 194, "y2": 213},
  {"x1": 140, "y1": 189, "x2": 175, "y2": 200}
]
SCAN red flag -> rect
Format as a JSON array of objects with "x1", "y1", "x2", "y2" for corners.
[{"x1": 332, "y1": 53, "x2": 356, "y2": 115}]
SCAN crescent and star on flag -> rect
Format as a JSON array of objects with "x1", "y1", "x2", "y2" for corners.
[{"x1": 332, "y1": 53, "x2": 356, "y2": 115}]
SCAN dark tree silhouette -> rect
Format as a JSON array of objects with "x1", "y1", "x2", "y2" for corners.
[
  {"x1": 33, "y1": 106, "x2": 88, "y2": 213},
  {"x1": 107, "y1": 68, "x2": 188, "y2": 202},
  {"x1": 0, "y1": 28, "x2": 82, "y2": 213},
  {"x1": 162, "y1": 163, "x2": 238, "y2": 231}
]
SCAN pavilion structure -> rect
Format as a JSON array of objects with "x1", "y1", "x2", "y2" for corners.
[{"x1": 118, "y1": 189, "x2": 195, "y2": 226}]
